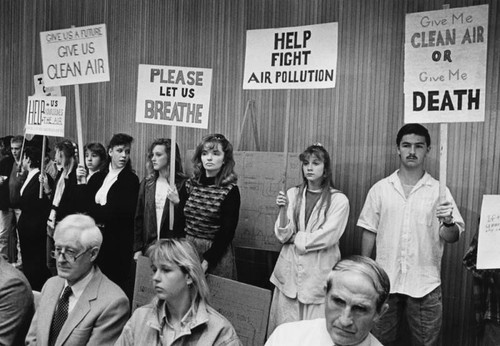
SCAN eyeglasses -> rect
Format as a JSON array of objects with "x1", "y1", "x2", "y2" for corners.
[{"x1": 51, "y1": 247, "x2": 91, "y2": 263}]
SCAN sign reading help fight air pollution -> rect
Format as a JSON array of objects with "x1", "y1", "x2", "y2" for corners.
[
  {"x1": 243, "y1": 22, "x2": 338, "y2": 90},
  {"x1": 40, "y1": 24, "x2": 110, "y2": 87},
  {"x1": 404, "y1": 5, "x2": 488, "y2": 123},
  {"x1": 25, "y1": 96, "x2": 66, "y2": 137},
  {"x1": 135, "y1": 64, "x2": 213, "y2": 129}
]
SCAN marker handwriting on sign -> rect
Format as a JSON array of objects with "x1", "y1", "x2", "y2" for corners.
[
  {"x1": 144, "y1": 100, "x2": 203, "y2": 124},
  {"x1": 27, "y1": 100, "x2": 45, "y2": 125},
  {"x1": 150, "y1": 69, "x2": 204, "y2": 86},
  {"x1": 271, "y1": 31, "x2": 312, "y2": 67},
  {"x1": 57, "y1": 42, "x2": 95, "y2": 57},
  {"x1": 47, "y1": 59, "x2": 105, "y2": 80},
  {"x1": 413, "y1": 89, "x2": 480, "y2": 111}
]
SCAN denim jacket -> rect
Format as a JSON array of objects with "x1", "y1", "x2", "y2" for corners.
[{"x1": 115, "y1": 299, "x2": 241, "y2": 346}]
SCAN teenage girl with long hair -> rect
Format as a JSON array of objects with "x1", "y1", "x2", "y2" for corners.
[
  {"x1": 174, "y1": 134, "x2": 240, "y2": 280},
  {"x1": 134, "y1": 138, "x2": 185, "y2": 258},
  {"x1": 267, "y1": 144, "x2": 350, "y2": 335}
]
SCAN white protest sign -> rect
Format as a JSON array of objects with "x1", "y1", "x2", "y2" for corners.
[
  {"x1": 33, "y1": 74, "x2": 61, "y2": 96},
  {"x1": 40, "y1": 24, "x2": 109, "y2": 87},
  {"x1": 477, "y1": 195, "x2": 500, "y2": 269},
  {"x1": 25, "y1": 96, "x2": 66, "y2": 137},
  {"x1": 135, "y1": 64, "x2": 212, "y2": 129},
  {"x1": 404, "y1": 5, "x2": 488, "y2": 123},
  {"x1": 243, "y1": 22, "x2": 338, "y2": 90}
]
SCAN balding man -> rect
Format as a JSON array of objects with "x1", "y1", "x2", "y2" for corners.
[
  {"x1": 26, "y1": 214, "x2": 130, "y2": 346},
  {"x1": 266, "y1": 255, "x2": 389, "y2": 346}
]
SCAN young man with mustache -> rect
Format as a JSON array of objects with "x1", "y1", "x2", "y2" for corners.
[{"x1": 357, "y1": 123, "x2": 465, "y2": 346}]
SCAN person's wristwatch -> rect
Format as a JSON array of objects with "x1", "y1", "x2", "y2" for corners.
[{"x1": 443, "y1": 219, "x2": 456, "y2": 227}]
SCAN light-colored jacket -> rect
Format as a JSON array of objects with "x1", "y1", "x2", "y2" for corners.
[
  {"x1": 25, "y1": 267, "x2": 130, "y2": 346},
  {"x1": 270, "y1": 187, "x2": 349, "y2": 304},
  {"x1": 115, "y1": 299, "x2": 242, "y2": 346}
]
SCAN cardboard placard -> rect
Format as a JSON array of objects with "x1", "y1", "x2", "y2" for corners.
[
  {"x1": 135, "y1": 64, "x2": 212, "y2": 129},
  {"x1": 25, "y1": 96, "x2": 66, "y2": 137},
  {"x1": 404, "y1": 5, "x2": 488, "y2": 123},
  {"x1": 243, "y1": 22, "x2": 338, "y2": 90},
  {"x1": 477, "y1": 195, "x2": 500, "y2": 269},
  {"x1": 206, "y1": 274, "x2": 271, "y2": 346},
  {"x1": 40, "y1": 24, "x2": 110, "y2": 87},
  {"x1": 184, "y1": 151, "x2": 302, "y2": 252},
  {"x1": 133, "y1": 256, "x2": 272, "y2": 346}
]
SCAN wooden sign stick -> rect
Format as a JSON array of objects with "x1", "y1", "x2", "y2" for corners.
[
  {"x1": 168, "y1": 125, "x2": 177, "y2": 233},
  {"x1": 278, "y1": 90, "x2": 291, "y2": 228}
]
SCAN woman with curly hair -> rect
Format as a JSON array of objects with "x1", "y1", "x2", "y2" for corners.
[{"x1": 174, "y1": 134, "x2": 240, "y2": 280}]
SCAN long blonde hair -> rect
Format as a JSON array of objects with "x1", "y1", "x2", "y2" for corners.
[{"x1": 147, "y1": 238, "x2": 210, "y2": 306}]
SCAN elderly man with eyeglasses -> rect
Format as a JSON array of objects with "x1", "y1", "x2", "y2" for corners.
[{"x1": 26, "y1": 214, "x2": 130, "y2": 346}]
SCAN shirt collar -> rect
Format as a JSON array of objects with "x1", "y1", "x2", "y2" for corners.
[
  {"x1": 65, "y1": 266, "x2": 95, "y2": 299},
  {"x1": 25, "y1": 168, "x2": 40, "y2": 183},
  {"x1": 155, "y1": 299, "x2": 210, "y2": 331},
  {"x1": 388, "y1": 170, "x2": 433, "y2": 187}
]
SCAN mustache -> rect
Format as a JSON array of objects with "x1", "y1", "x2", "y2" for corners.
[{"x1": 406, "y1": 155, "x2": 418, "y2": 159}]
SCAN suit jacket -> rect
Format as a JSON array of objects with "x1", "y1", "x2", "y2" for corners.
[
  {"x1": 0, "y1": 256, "x2": 34, "y2": 346},
  {"x1": 25, "y1": 267, "x2": 130, "y2": 346},
  {"x1": 0, "y1": 155, "x2": 13, "y2": 210},
  {"x1": 18, "y1": 170, "x2": 53, "y2": 290},
  {"x1": 83, "y1": 168, "x2": 139, "y2": 290},
  {"x1": 52, "y1": 165, "x2": 79, "y2": 223},
  {"x1": 18, "y1": 171, "x2": 52, "y2": 237},
  {"x1": 134, "y1": 177, "x2": 183, "y2": 253}
]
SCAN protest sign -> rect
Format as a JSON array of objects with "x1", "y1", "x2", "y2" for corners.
[
  {"x1": 404, "y1": 5, "x2": 488, "y2": 123},
  {"x1": 206, "y1": 275, "x2": 271, "y2": 346},
  {"x1": 33, "y1": 74, "x2": 61, "y2": 96},
  {"x1": 243, "y1": 22, "x2": 338, "y2": 90},
  {"x1": 25, "y1": 96, "x2": 66, "y2": 137},
  {"x1": 135, "y1": 64, "x2": 212, "y2": 129},
  {"x1": 40, "y1": 24, "x2": 110, "y2": 87},
  {"x1": 477, "y1": 195, "x2": 500, "y2": 269}
]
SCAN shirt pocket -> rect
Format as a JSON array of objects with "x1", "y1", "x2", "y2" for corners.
[{"x1": 415, "y1": 198, "x2": 435, "y2": 227}]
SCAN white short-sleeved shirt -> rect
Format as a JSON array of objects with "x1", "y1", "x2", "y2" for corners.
[
  {"x1": 265, "y1": 318, "x2": 382, "y2": 346},
  {"x1": 357, "y1": 170, "x2": 464, "y2": 298}
]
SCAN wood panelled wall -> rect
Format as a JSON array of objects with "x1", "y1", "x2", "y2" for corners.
[{"x1": 1, "y1": 0, "x2": 499, "y2": 344}]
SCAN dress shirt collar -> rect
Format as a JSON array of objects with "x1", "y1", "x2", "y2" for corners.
[{"x1": 64, "y1": 266, "x2": 95, "y2": 313}]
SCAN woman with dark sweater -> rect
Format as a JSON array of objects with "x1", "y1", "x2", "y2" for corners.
[{"x1": 174, "y1": 134, "x2": 240, "y2": 280}]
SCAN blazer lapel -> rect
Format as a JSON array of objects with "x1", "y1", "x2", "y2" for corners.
[
  {"x1": 40, "y1": 279, "x2": 65, "y2": 345},
  {"x1": 56, "y1": 269, "x2": 102, "y2": 346},
  {"x1": 160, "y1": 186, "x2": 170, "y2": 232},
  {"x1": 146, "y1": 182, "x2": 159, "y2": 232}
]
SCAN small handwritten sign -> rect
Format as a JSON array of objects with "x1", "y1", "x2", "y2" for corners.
[{"x1": 477, "y1": 195, "x2": 500, "y2": 269}]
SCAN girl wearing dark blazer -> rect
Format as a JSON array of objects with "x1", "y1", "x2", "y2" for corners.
[
  {"x1": 18, "y1": 146, "x2": 52, "y2": 290},
  {"x1": 42, "y1": 140, "x2": 78, "y2": 275},
  {"x1": 134, "y1": 138, "x2": 185, "y2": 258},
  {"x1": 81, "y1": 134, "x2": 139, "y2": 297}
]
